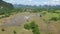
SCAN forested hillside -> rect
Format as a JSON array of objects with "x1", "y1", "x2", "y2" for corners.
[
  {"x1": 0, "y1": 0, "x2": 13, "y2": 10},
  {"x1": 0, "y1": 0, "x2": 14, "y2": 19}
]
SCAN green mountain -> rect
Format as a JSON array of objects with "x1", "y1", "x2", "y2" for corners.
[{"x1": 0, "y1": 0, "x2": 13, "y2": 10}]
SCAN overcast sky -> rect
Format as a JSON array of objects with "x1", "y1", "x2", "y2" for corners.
[{"x1": 3, "y1": 0, "x2": 60, "y2": 6}]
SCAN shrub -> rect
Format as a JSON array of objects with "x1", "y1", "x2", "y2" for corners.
[
  {"x1": 13, "y1": 31, "x2": 17, "y2": 34},
  {"x1": 1, "y1": 28, "x2": 5, "y2": 31},
  {"x1": 40, "y1": 15, "x2": 42, "y2": 17},
  {"x1": 50, "y1": 17, "x2": 58, "y2": 21},
  {"x1": 24, "y1": 21, "x2": 40, "y2": 34},
  {"x1": 30, "y1": 21, "x2": 38, "y2": 29},
  {"x1": 24, "y1": 24, "x2": 31, "y2": 30},
  {"x1": 30, "y1": 21, "x2": 40, "y2": 34}
]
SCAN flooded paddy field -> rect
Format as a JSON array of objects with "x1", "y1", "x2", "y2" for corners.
[{"x1": 0, "y1": 12, "x2": 60, "y2": 34}]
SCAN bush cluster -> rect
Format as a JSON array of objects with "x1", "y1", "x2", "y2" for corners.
[{"x1": 24, "y1": 21, "x2": 40, "y2": 34}]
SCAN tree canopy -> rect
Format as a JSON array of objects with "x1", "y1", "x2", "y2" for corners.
[{"x1": 0, "y1": 0, "x2": 13, "y2": 10}]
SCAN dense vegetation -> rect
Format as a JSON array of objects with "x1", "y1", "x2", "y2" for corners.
[
  {"x1": 24, "y1": 21, "x2": 40, "y2": 34},
  {"x1": 0, "y1": 0, "x2": 60, "y2": 34},
  {"x1": 0, "y1": 0, "x2": 14, "y2": 19},
  {"x1": 0, "y1": 0, "x2": 13, "y2": 10},
  {"x1": 0, "y1": 0, "x2": 60, "y2": 22}
]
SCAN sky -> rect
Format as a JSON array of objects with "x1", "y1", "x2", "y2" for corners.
[{"x1": 3, "y1": 0, "x2": 60, "y2": 6}]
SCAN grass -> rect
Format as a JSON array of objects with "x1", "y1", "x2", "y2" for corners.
[
  {"x1": 42, "y1": 12, "x2": 60, "y2": 23},
  {"x1": 0, "y1": 9, "x2": 60, "y2": 34}
]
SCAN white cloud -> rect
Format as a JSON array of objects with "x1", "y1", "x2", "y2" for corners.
[
  {"x1": 3, "y1": 0, "x2": 60, "y2": 5},
  {"x1": 48, "y1": 0, "x2": 60, "y2": 5},
  {"x1": 3, "y1": 0, "x2": 16, "y2": 3},
  {"x1": 53, "y1": 0, "x2": 60, "y2": 2},
  {"x1": 28, "y1": 0, "x2": 32, "y2": 2}
]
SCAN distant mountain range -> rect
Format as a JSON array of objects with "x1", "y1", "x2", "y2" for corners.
[{"x1": 13, "y1": 4, "x2": 60, "y2": 8}]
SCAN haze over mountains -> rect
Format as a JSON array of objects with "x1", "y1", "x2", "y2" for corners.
[
  {"x1": 2, "y1": 0, "x2": 60, "y2": 8},
  {"x1": 13, "y1": 4, "x2": 60, "y2": 8}
]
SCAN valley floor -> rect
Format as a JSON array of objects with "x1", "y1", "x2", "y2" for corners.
[{"x1": 0, "y1": 12, "x2": 60, "y2": 34}]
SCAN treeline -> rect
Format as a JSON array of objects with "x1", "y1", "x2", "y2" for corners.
[
  {"x1": 14, "y1": 4, "x2": 60, "y2": 13},
  {"x1": 13, "y1": 7, "x2": 60, "y2": 13}
]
